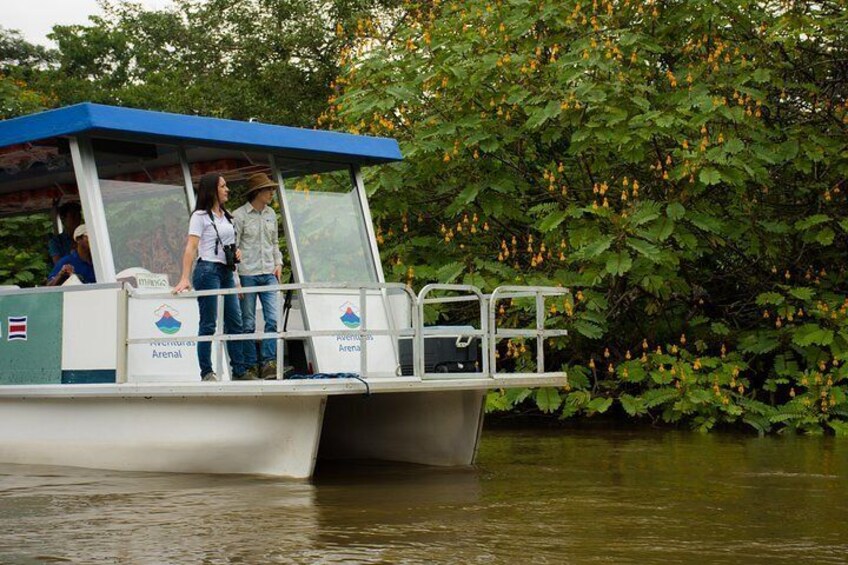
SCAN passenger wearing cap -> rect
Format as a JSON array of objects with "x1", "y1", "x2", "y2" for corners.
[
  {"x1": 48, "y1": 201, "x2": 82, "y2": 265},
  {"x1": 47, "y1": 224, "x2": 96, "y2": 286},
  {"x1": 233, "y1": 172, "x2": 284, "y2": 379}
]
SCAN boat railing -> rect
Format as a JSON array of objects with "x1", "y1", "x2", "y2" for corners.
[
  {"x1": 125, "y1": 282, "x2": 570, "y2": 382},
  {"x1": 126, "y1": 282, "x2": 419, "y2": 381},
  {"x1": 488, "y1": 286, "x2": 570, "y2": 380},
  {"x1": 416, "y1": 284, "x2": 489, "y2": 380}
]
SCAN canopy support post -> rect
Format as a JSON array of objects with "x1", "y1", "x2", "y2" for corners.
[
  {"x1": 178, "y1": 147, "x2": 196, "y2": 211},
  {"x1": 350, "y1": 166, "x2": 384, "y2": 283},
  {"x1": 69, "y1": 136, "x2": 116, "y2": 282}
]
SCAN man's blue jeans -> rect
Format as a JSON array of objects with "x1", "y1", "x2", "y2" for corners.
[
  {"x1": 239, "y1": 273, "x2": 279, "y2": 366},
  {"x1": 193, "y1": 260, "x2": 248, "y2": 378}
]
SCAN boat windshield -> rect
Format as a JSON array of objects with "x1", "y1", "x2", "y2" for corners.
[
  {"x1": 285, "y1": 169, "x2": 377, "y2": 284},
  {"x1": 93, "y1": 140, "x2": 189, "y2": 283}
]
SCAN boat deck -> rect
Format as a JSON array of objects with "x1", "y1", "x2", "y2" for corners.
[{"x1": 0, "y1": 373, "x2": 566, "y2": 398}]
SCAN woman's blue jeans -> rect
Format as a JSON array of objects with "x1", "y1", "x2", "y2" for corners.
[{"x1": 192, "y1": 260, "x2": 247, "y2": 378}]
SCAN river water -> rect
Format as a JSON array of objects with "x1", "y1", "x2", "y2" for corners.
[{"x1": 0, "y1": 428, "x2": 845, "y2": 564}]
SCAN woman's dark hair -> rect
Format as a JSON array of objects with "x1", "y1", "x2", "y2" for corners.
[{"x1": 193, "y1": 173, "x2": 229, "y2": 217}]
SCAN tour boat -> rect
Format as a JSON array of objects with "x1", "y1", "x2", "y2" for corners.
[{"x1": 0, "y1": 103, "x2": 568, "y2": 478}]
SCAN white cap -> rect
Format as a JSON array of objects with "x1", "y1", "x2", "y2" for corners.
[{"x1": 73, "y1": 224, "x2": 87, "y2": 240}]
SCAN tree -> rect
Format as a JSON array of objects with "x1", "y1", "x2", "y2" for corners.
[
  {"x1": 329, "y1": 0, "x2": 848, "y2": 433},
  {"x1": 0, "y1": 28, "x2": 53, "y2": 119},
  {"x1": 0, "y1": 26, "x2": 55, "y2": 73},
  {"x1": 0, "y1": 29, "x2": 55, "y2": 285},
  {"x1": 40, "y1": 0, "x2": 400, "y2": 126}
]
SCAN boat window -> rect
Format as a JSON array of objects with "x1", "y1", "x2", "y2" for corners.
[
  {"x1": 0, "y1": 138, "x2": 78, "y2": 287},
  {"x1": 182, "y1": 146, "x2": 273, "y2": 211},
  {"x1": 93, "y1": 140, "x2": 189, "y2": 283},
  {"x1": 284, "y1": 169, "x2": 377, "y2": 283},
  {"x1": 182, "y1": 147, "x2": 294, "y2": 274}
]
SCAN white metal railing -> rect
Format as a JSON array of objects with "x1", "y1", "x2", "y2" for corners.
[
  {"x1": 488, "y1": 286, "x2": 570, "y2": 378},
  {"x1": 416, "y1": 284, "x2": 489, "y2": 380},
  {"x1": 127, "y1": 282, "x2": 418, "y2": 380},
  {"x1": 125, "y1": 282, "x2": 570, "y2": 382}
]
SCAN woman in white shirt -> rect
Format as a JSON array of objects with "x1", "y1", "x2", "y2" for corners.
[{"x1": 174, "y1": 173, "x2": 254, "y2": 381}]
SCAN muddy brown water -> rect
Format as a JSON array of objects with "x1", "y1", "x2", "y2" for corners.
[{"x1": 0, "y1": 429, "x2": 845, "y2": 564}]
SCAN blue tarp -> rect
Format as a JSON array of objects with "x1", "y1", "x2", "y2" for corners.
[{"x1": 0, "y1": 103, "x2": 403, "y2": 166}]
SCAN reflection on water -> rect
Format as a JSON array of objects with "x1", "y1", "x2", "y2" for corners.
[{"x1": 0, "y1": 429, "x2": 846, "y2": 564}]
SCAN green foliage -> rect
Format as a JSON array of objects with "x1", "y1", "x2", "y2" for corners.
[
  {"x1": 0, "y1": 28, "x2": 54, "y2": 118},
  {"x1": 36, "y1": 0, "x2": 400, "y2": 127},
  {"x1": 0, "y1": 29, "x2": 53, "y2": 286},
  {"x1": 0, "y1": 214, "x2": 52, "y2": 286},
  {"x1": 333, "y1": 0, "x2": 848, "y2": 434},
  {"x1": 0, "y1": 74, "x2": 45, "y2": 119}
]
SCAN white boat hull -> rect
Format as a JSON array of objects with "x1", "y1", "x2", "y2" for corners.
[
  {"x1": 0, "y1": 376, "x2": 562, "y2": 477},
  {"x1": 0, "y1": 395, "x2": 327, "y2": 478}
]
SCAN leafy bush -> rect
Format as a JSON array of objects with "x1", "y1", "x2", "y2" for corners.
[
  {"x1": 0, "y1": 214, "x2": 52, "y2": 287},
  {"x1": 330, "y1": 0, "x2": 848, "y2": 433}
]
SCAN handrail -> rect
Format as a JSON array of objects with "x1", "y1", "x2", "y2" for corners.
[
  {"x1": 127, "y1": 282, "x2": 418, "y2": 381},
  {"x1": 124, "y1": 281, "x2": 569, "y2": 383},
  {"x1": 0, "y1": 282, "x2": 124, "y2": 297},
  {"x1": 416, "y1": 284, "x2": 488, "y2": 380},
  {"x1": 489, "y1": 285, "x2": 570, "y2": 378},
  {"x1": 128, "y1": 281, "x2": 412, "y2": 299}
]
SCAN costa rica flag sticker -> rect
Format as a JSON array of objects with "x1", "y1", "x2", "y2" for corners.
[{"x1": 7, "y1": 316, "x2": 27, "y2": 341}]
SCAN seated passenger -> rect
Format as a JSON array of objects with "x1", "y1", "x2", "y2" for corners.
[
  {"x1": 47, "y1": 224, "x2": 96, "y2": 286},
  {"x1": 47, "y1": 202, "x2": 82, "y2": 265},
  {"x1": 48, "y1": 201, "x2": 82, "y2": 265}
]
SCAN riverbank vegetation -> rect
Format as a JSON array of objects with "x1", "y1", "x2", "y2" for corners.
[{"x1": 1, "y1": 0, "x2": 846, "y2": 434}]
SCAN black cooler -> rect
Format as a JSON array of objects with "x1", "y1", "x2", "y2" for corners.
[{"x1": 398, "y1": 326, "x2": 481, "y2": 375}]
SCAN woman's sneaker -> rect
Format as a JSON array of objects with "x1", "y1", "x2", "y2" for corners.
[{"x1": 201, "y1": 371, "x2": 219, "y2": 382}]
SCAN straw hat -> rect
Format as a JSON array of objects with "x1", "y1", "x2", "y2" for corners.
[{"x1": 245, "y1": 172, "x2": 278, "y2": 197}]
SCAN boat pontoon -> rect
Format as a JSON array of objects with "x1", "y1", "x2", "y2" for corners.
[{"x1": 0, "y1": 104, "x2": 568, "y2": 477}]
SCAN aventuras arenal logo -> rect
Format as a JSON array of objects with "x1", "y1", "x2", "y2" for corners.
[
  {"x1": 154, "y1": 304, "x2": 182, "y2": 335},
  {"x1": 338, "y1": 301, "x2": 361, "y2": 329}
]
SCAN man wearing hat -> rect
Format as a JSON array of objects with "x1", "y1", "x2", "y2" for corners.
[
  {"x1": 46, "y1": 224, "x2": 96, "y2": 286},
  {"x1": 233, "y1": 172, "x2": 284, "y2": 379}
]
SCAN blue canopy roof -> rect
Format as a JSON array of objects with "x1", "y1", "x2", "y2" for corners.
[{"x1": 0, "y1": 103, "x2": 403, "y2": 166}]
